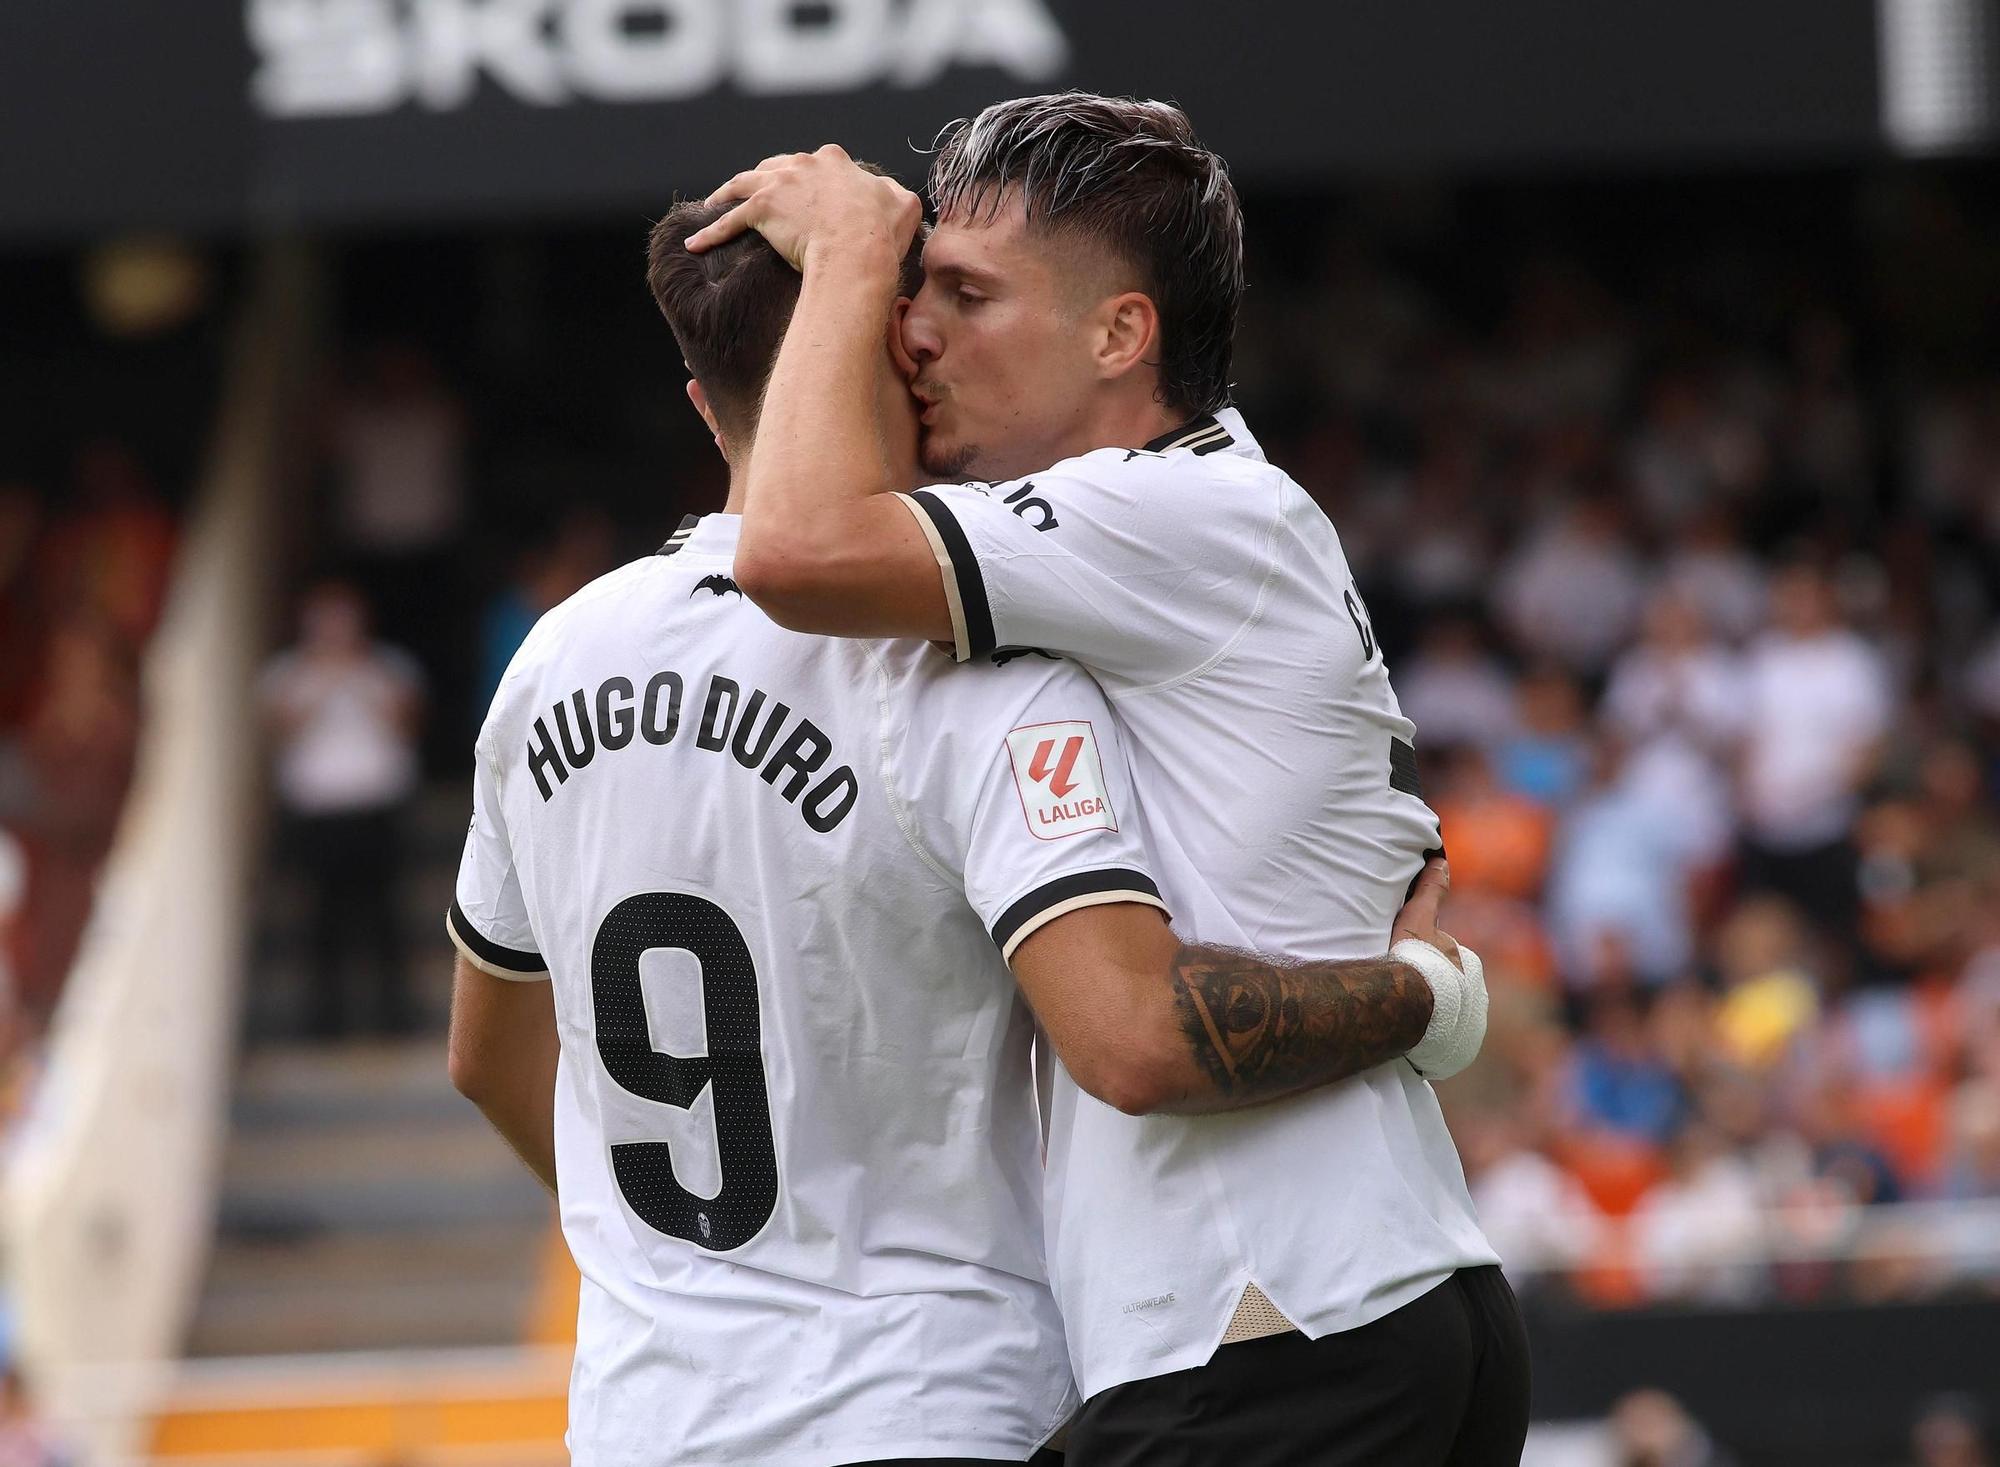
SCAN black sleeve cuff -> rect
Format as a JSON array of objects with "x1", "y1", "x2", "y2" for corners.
[
  {"x1": 991, "y1": 869, "x2": 1167, "y2": 961},
  {"x1": 906, "y1": 489, "x2": 997, "y2": 662},
  {"x1": 447, "y1": 898, "x2": 547, "y2": 978}
]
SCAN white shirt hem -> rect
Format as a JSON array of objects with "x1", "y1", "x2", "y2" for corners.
[{"x1": 1075, "y1": 1264, "x2": 1471, "y2": 1403}]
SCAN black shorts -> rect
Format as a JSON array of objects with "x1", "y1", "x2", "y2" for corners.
[
  {"x1": 844, "y1": 1451, "x2": 1065, "y2": 1465},
  {"x1": 1066, "y1": 1266, "x2": 1530, "y2": 1467}
]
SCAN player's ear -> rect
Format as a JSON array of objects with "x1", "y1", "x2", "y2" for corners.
[
  {"x1": 1094, "y1": 291, "x2": 1159, "y2": 385},
  {"x1": 686, "y1": 378, "x2": 726, "y2": 456},
  {"x1": 888, "y1": 297, "x2": 920, "y2": 382}
]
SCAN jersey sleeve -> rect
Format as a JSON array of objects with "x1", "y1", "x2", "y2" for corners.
[
  {"x1": 446, "y1": 730, "x2": 547, "y2": 981},
  {"x1": 893, "y1": 450, "x2": 1282, "y2": 686},
  {"x1": 888, "y1": 654, "x2": 1169, "y2": 963}
]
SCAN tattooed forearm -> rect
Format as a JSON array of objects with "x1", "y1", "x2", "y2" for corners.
[{"x1": 1166, "y1": 943, "x2": 1433, "y2": 1110}]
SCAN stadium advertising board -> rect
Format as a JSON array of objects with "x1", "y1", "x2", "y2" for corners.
[{"x1": 0, "y1": 0, "x2": 1891, "y2": 237}]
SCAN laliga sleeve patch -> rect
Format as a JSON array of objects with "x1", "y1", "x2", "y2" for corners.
[{"x1": 1006, "y1": 720, "x2": 1117, "y2": 840}]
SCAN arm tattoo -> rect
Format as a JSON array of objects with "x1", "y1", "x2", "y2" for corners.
[{"x1": 1169, "y1": 942, "x2": 1433, "y2": 1106}]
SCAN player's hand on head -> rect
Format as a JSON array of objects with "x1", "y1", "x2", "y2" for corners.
[{"x1": 687, "y1": 145, "x2": 922, "y2": 275}]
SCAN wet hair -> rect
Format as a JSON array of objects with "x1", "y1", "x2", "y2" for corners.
[
  {"x1": 646, "y1": 174, "x2": 924, "y2": 442},
  {"x1": 926, "y1": 91, "x2": 1244, "y2": 419}
]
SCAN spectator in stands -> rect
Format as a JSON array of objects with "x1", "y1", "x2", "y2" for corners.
[
  {"x1": 1655, "y1": 507, "x2": 1766, "y2": 646},
  {"x1": 1603, "y1": 591, "x2": 1745, "y2": 765},
  {"x1": 1712, "y1": 898, "x2": 1820, "y2": 1073},
  {"x1": 1496, "y1": 664, "x2": 1591, "y2": 808},
  {"x1": 1547, "y1": 738, "x2": 1699, "y2": 989},
  {"x1": 328, "y1": 341, "x2": 466, "y2": 578},
  {"x1": 1737, "y1": 562, "x2": 1892, "y2": 953},
  {"x1": 324, "y1": 341, "x2": 467, "y2": 769},
  {"x1": 1608, "y1": 1388, "x2": 1735, "y2": 1467},
  {"x1": 1599, "y1": 592, "x2": 1740, "y2": 931},
  {"x1": 1434, "y1": 743, "x2": 1554, "y2": 903},
  {"x1": 1396, "y1": 613, "x2": 1519, "y2": 752},
  {"x1": 261, "y1": 581, "x2": 424, "y2": 1039},
  {"x1": 1494, "y1": 494, "x2": 1645, "y2": 675},
  {"x1": 1629, "y1": 1117, "x2": 1768, "y2": 1304},
  {"x1": 1566, "y1": 988, "x2": 1687, "y2": 1145}
]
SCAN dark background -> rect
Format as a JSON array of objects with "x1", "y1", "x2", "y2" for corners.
[{"x1": 0, "y1": 0, "x2": 1890, "y2": 239}]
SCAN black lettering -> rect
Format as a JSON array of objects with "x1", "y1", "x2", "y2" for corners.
[
  {"x1": 761, "y1": 718, "x2": 831, "y2": 800},
  {"x1": 553, "y1": 689, "x2": 596, "y2": 768},
  {"x1": 730, "y1": 690, "x2": 791, "y2": 770},
  {"x1": 1344, "y1": 587, "x2": 1377, "y2": 663},
  {"x1": 598, "y1": 677, "x2": 635, "y2": 751},
  {"x1": 527, "y1": 716, "x2": 567, "y2": 802},
  {"x1": 697, "y1": 676, "x2": 740, "y2": 751},
  {"x1": 802, "y1": 766, "x2": 859, "y2": 832},
  {"x1": 641, "y1": 671, "x2": 683, "y2": 745},
  {"x1": 1005, "y1": 481, "x2": 1058, "y2": 531}
]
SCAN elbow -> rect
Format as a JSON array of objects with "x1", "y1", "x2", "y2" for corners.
[
  {"x1": 447, "y1": 1037, "x2": 496, "y2": 1108},
  {"x1": 1067, "y1": 1045, "x2": 1180, "y2": 1118},
  {"x1": 731, "y1": 539, "x2": 835, "y2": 632}
]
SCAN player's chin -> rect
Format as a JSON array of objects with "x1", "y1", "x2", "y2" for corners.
[{"x1": 919, "y1": 429, "x2": 980, "y2": 482}]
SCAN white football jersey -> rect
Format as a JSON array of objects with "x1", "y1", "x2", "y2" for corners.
[
  {"x1": 449, "y1": 514, "x2": 1166, "y2": 1465},
  {"x1": 897, "y1": 408, "x2": 1501, "y2": 1400}
]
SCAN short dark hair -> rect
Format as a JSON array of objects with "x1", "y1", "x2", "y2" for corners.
[
  {"x1": 647, "y1": 177, "x2": 923, "y2": 442},
  {"x1": 927, "y1": 92, "x2": 1244, "y2": 420}
]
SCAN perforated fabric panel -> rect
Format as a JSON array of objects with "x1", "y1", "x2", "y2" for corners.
[{"x1": 1220, "y1": 1282, "x2": 1298, "y2": 1343}]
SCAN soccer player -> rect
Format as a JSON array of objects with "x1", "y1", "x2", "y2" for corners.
[
  {"x1": 687, "y1": 96, "x2": 1529, "y2": 1465},
  {"x1": 446, "y1": 196, "x2": 1480, "y2": 1465}
]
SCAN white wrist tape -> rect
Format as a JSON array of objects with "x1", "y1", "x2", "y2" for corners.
[{"x1": 1393, "y1": 937, "x2": 1488, "y2": 1081}]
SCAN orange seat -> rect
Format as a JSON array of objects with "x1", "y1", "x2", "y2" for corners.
[
  {"x1": 1851, "y1": 1077, "x2": 1948, "y2": 1190},
  {"x1": 1554, "y1": 1133, "x2": 1669, "y2": 1217}
]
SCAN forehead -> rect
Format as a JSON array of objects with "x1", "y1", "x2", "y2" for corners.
[{"x1": 922, "y1": 191, "x2": 1069, "y2": 287}]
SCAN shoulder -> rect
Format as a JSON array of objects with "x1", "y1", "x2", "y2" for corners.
[
  {"x1": 480, "y1": 559, "x2": 662, "y2": 733},
  {"x1": 951, "y1": 447, "x2": 1292, "y2": 552},
  {"x1": 880, "y1": 646, "x2": 1113, "y2": 808},
  {"x1": 879, "y1": 639, "x2": 1096, "y2": 720},
  {"x1": 1062, "y1": 441, "x2": 1288, "y2": 503},
  {"x1": 512, "y1": 559, "x2": 659, "y2": 662}
]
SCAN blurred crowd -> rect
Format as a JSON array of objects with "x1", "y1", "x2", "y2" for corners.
[
  {"x1": 1225, "y1": 174, "x2": 2000, "y2": 1308},
  {"x1": 0, "y1": 244, "x2": 218, "y2": 1053},
  {"x1": 0, "y1": 446, "x2": 176, "y2": 1041}
]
